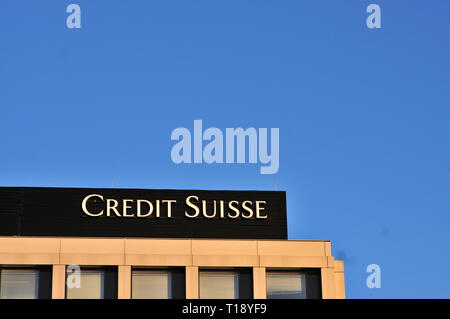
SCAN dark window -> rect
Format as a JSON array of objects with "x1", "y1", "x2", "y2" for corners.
[
  {"x1": 266, "y1": 268, "x2": 321, "y2": 299},
  {"x1": 199, "y1": 268, "x2": 253, "y2": 299},
  {"x1": 0, "y1": 266, "x2": 52, "y2": 299},
  {"x1": 131, "y1": 267, "x2": 185, "y2": 299},
  {"x1": 65, "y1": 266, "x2": 117, "y2": 299}
]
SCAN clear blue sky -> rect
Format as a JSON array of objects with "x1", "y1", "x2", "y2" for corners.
[{"x1": 1, "y1": 1, "x2": 449, "y2": 298}]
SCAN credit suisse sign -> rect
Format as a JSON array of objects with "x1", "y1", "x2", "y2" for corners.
[{"x1": 0, "y1": 187, "x2": 287, "y2": 239}]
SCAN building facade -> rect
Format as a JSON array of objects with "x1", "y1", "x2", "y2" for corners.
[{"x1": 0, "y1": 187, "x2": 345, "y2": 299}]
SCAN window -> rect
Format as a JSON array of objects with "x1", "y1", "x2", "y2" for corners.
[
  {"x1": 267, "y1": 271, "x2": 306, "y2": 299},
  {"x1": 199, "y1": 269, "x2": 253, "y2": 299},
  {"x1": 0, "y1": 269, "x2": 39, "y2": 299},
  {"x1": 66, "y1": 270, "x2": 104, "y2": 299},
  {"x1": 65, "y1": 267, "x2": 117, "y2": 299},
  {"x1": 132, "y1": 271, "x2": 169, "y2": 299},
  {"x1": 266, "y1": 269, "x2": 322, "y2": 299},
  {"x1": 132, "y1": 268, "x2": 185, "y2": 299},
  {"x1": 0, "y1": 266, "x2": 52, "y2": 299},
  {"x1": 200, "y1": 271, "x2": 238, "y2": 299}
]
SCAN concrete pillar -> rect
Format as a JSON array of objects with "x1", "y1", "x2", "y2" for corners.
[
  {"x1": 321, "y1": 268, "x2": 336, "y2": 299},
  {"x1": 253, "y1": 267, "x2": 267, "y2": 299},
  {"x1": 52, "y1": 265, "x2": 66, "y2": 299},
  {"x1": 334, "y1": 260, "x2": 346, "y2": 299},
  {"x1": 118, "y1": 265, "x2": 131, "y2": 299},
  {"x1": 186, "y1": 266, "x2": 199, "y2": 299}
]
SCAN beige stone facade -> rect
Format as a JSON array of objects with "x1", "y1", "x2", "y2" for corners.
[{"x1": 0, "y1": 237, "x2": 345, "y2": 299}]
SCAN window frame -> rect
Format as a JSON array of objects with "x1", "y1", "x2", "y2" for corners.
[
  {"x1": 131, "y1": 267, "x2": 185, "y2": 299},
  {"x1": 198, "y1": 268, "x2": 253, "y2": 299},
  {"x1": 0, "y1": 265, "x2": 52, "y2": 299},
  {"x1": 64, "y1": 266, "x2": 117, "y2": 300},
  {"x1": 266, "y1": 268, "x2": 322, "y2": 299}
]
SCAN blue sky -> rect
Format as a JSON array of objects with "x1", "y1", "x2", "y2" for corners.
[{"x1": 1, "y1": 1, "x2": 449, "y2": 298}]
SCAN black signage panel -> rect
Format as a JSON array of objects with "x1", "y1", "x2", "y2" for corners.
[{"x1": 0, "y1": 187, "x2": 287, "y2": 239}]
